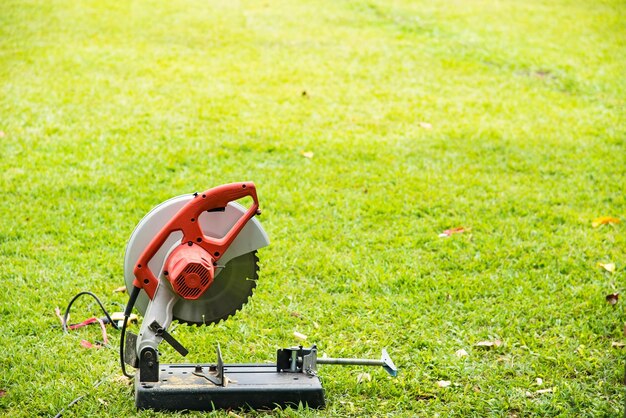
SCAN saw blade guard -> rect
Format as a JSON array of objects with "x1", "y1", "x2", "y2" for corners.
[
  {"x1": 123, "y1": 187, "x2": 269, "y2": 320},
  {"x1": 132, "y1": 182, "x2": 261, "y2": 299}
]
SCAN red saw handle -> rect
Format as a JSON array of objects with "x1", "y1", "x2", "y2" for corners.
[{"x1": 133, "y1": 182, "x2": 260, "y2": 299}]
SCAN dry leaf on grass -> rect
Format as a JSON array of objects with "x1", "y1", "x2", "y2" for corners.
[
  {"x1": 439, "y1": 227, "x2": 469, "y2": 238},
  {"x1": 113, "y1": 286, "x2": 127, "y2": 293},
  {"x1": 0, "y1": 389, "x2": 6, "y2": 398},
  {"x1": 611, "y1": 341, "x2": 626, "y2": 348},
  {"x1": 293, "y1": 331, "x2": 307, "y2": 340},
  {"x1": 455, "y1": 349, "x2": 468, "y2": 358},
  {"x1": 54, "y1": 307, "x2": 66, "y2": 327},
  {"x1": 436, "y1": 380, "x2": 451, "y2": 388},
  {"x1": 419, "y1": 122, "x2": 433, "y2": 129},
  {"x1": 475, "y1": 340, "x2": 502, "y2": 349},
  {"x1": 592, "y1": 216, "x2": 620, "y2": 228},
  {"x1": 526, "y1": 387, "x2": 553, "y2": 397},
  {"x1": 536, "y1": 388, "x2": 553, "y2": 394},
  {"x1": 301, "y1": 151, "x2": 314, "y2": 159},
  {"x1": 597, "y1": 262, "x2": 616, "y2": 273},
  {"x1": 606, "y1": 293, "x2": 619, "y2": 305},
  {"x1": 112, "y1": 375, "x2": 133, "y2": 385},
  {"x1": 357, "y1": 372, "x2": 371, "y2": 384}
]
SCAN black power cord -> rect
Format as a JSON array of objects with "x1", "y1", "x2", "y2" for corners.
[
  {"x1": 61, "y1": 291, "x2": 120, "y2": 333},
  {"x1": 60, "y1": 288, "x2": 141, "y2": 378},
  {"x1": 56, "y1": 289, "x2": 137, "y2": 417},
  {"x1": 120, "y1": 286, "x2": 141, "y2": 378}
]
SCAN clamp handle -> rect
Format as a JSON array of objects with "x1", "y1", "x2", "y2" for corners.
[{"x1": 133, "y1": 182, "x2": 259, "y2": 299}]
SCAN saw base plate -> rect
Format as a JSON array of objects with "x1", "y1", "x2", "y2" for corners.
[{"x1": 135, "y1": 363, "x2": 325, "y2": 411}]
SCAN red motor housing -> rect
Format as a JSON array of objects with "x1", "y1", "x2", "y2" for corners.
[{"x1": 164, "y1": 244, "x2": 215, "y2": 300}]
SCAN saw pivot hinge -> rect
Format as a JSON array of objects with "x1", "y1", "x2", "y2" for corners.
[
  {"x1": 148, "y1": 321, "x2": 189, "y2": 357},
  {"x1": 139, "y1": 347, "x2": 159, "y2": 382},
  {"x1": 277, "y1": 346, "x2": 398, "y2": 377}
]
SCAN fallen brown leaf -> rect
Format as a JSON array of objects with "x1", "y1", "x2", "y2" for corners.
[
  {"x1": 592, "y1": 216, "x2": 620, "y2": 228},
  {"x1": 0, "y1": 389, "x2": 6, "y2": 398},
  {"x1": 113, "y1": 286, "x2": 127, "y2": 293},
  {"x1": 439, "y1": 227, "x2": 469, "y2": 238},
  {"x1": 606, "y1": 293, "x2": 619, "y2": 305},
  {"x1": 611, "y1": 341, "x2": 626, "y2": 348}
]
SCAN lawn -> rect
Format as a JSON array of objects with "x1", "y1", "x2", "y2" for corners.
[{"x1": 1, "y1": 0, "x2": 625, "y2": 416}]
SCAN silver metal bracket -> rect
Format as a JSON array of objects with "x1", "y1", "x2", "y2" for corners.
[
  {"x1": 192, "y1": 343, "x2": 225, "y2": 386},
  {"x1": 277, "y1": 346, "x2": 398, "y2": 377}
]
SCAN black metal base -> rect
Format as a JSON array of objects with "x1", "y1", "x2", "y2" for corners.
[{"x1": 135, "y1": 363, "x2": 325, "y2": 411}]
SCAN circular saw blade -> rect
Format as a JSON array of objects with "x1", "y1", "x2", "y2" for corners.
[
  {"x1": 124, "y1": 193, "x2": 267, "y2": 326},
  {"x1": 174, "y1": 251, "x2": 259, "y2": 325}
]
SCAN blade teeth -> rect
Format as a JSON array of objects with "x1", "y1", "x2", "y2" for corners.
[{"x1": 175, "y1": 251, "x2": 260, "y2": 327}]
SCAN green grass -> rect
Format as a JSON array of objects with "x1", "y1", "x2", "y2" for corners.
[{"x1": 1, "y1": 0, "x2": 625, "y2": 416}]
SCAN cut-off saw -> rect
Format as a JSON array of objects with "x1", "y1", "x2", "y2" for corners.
[{"x1": 121, "y1": 182, "x2": 397, "y2": 411}]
